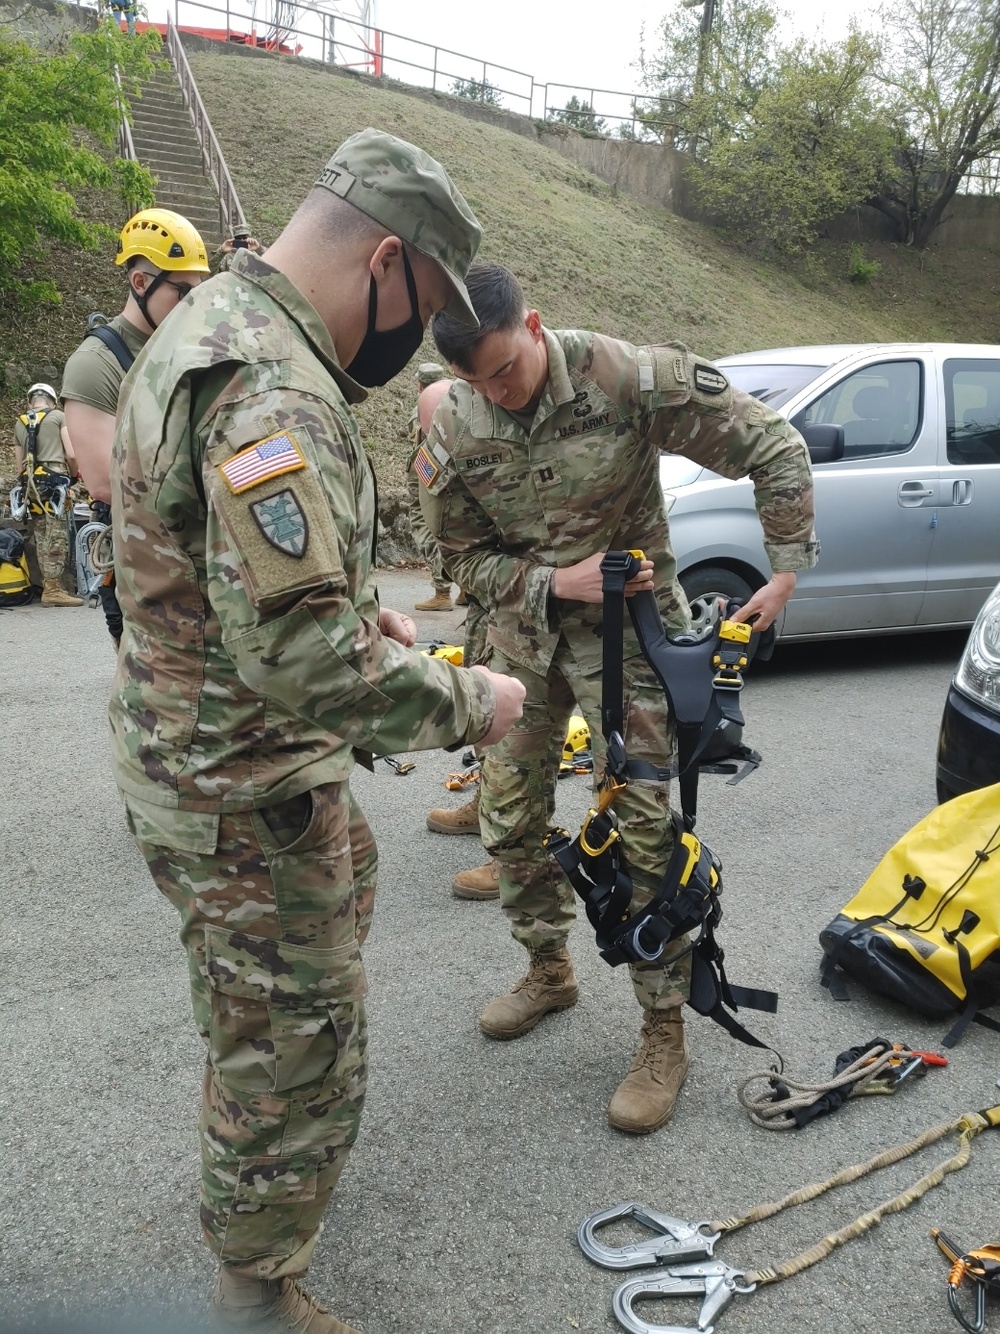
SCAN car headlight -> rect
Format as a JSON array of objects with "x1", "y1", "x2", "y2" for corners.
[{"x1": 956, "y1": 586, "x2": 1000, "y2": 714}]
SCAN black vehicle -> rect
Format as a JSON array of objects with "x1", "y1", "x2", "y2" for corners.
[{"x1": 936, "y1": 577, "x2": 1000, "y2": 801}]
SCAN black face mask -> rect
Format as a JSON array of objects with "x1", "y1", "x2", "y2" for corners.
[{"x1": 346, "y1": 249, "x2": 424, "y2": 387}]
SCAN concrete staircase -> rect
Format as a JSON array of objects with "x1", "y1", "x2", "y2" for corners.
[{"x1": 129, "y1": 58, "x2": 223, "y2": 251}]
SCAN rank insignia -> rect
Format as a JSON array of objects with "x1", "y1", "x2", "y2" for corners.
[
  {"x1": 250, "y1": 488, "x2": 308, "y2": 557},
  {"x1": 219, "y1": 431, "x2": 306, "y2": 494},
  {"x1": 694, "y1": 365, "x2": 728, "y2": 395},
  {"x1": 414, "y1": 445, "x2": 439, "y2": 487}
]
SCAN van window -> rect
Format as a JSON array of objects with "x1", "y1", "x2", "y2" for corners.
[
  {"x1": 945, "y1": 358, "x2": 1000, "y2": 465},
  {"x1": 792, "y1": 360, "x2": 922, "y2": 460}
]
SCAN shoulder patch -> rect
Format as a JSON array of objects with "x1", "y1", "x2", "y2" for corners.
[
  {"x1": 694, "y1": 365, "x2": 728, "y2": 396},
  {"x1": 414, "y1": 445, "x2": 440, "y2": 488},
  {"x1": 218, "y1": 430, "x2": 306, "y2": 494},
  {"x1": 250, "y1": 488, "x2": 308, "y2": 557}
]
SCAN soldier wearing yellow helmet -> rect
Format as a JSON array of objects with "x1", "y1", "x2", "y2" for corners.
[{"x1": 61, "y1": 207, "x2": 209, "y2": 646}]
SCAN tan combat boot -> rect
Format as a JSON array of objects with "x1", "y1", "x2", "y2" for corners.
[
  {"x1": 607, "y1": 1007, "x2": 690, "y2": 1135},
  {"x1": 212, "y1": 1269, "x2": 362, "y2": 1332},
  {"x1": 455, "y1": 589, "x2": 469, "y2": 606},
  {"x1": 426, "y1": 789, "x2": 480, "y2": 835},
  {"x1": 41, "y1": 578, "x2": 83, "y2": 607},
  {"x1": 414, "y1": 586, "x2": 453, "y2": 611},
  {"x1": 479, "y1": 946, "x2": 579, "y2": 1039},
  {"x1": 452, "y1": 859, "x2": 500, "y2": 900}
]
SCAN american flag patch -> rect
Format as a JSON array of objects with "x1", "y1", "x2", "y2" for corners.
[
  {"x1": 414, "y1": 445, "x2": 439, "y2": 488},
  {"x1": 219, "y1": 432, "x2": 306, "y2": 494}
]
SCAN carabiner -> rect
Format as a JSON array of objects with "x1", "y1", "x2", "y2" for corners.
[
  {"x1": 578, "y1": 1202, "x2": 719, "y2": 1271},
  {"x1": 949, "y1": 1277, "x2": 987, "y2": 1334},
  {"x1": 612, "y1": 1260, "x2": 756, "y2": 1334}
]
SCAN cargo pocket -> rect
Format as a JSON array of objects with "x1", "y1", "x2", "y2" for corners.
[
  {"x1": 231, "y1": 1151, "x2": 320, "y2": 1212},
  {"x1": 205, "y1": 925, "x2": 367, "y2": 1096}
]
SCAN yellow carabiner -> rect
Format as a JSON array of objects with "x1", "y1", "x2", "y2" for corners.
[
  {"x1": 578, "y1": 776, "x2": 627, "y2": 857},
  {"x1": 579, "y1": 810, "x2": 621, "y2": 858}
]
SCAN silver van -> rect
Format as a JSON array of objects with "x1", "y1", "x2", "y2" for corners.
[{"x1": 663, "y1": 343, "x2": 1000, "y2": 642}]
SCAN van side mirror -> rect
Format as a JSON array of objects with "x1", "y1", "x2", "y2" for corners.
[{"x1": 799, "y1": 422, "x2": 845, "y2": 464}]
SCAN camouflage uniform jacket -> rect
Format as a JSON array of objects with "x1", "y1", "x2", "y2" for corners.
[
  {"x1": 419, "y1": 328, "x2": 819, "y2": 673},
  {"x1": 110, "y1": 250, "x2": 496, "y2": 816}
]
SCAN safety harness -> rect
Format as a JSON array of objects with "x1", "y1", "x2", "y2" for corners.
[
  {"x1": 10, "y1": 410, "x2": 71, "y2": 522},
  {"x1": 546, "y1": 549, "x2": 777, "y2": 1050}
]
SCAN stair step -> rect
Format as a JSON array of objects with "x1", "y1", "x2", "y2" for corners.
[{"x1": 138, "y1": 148, "x2": 210, "y2": 169}]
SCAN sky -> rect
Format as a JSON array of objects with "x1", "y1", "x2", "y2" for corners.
[
  {"x1": 169, "y1": 0, "x2": 879, "y2": 124},
  {"x1": 369, "y1": 0, "x2": 877, "y2": 116}
]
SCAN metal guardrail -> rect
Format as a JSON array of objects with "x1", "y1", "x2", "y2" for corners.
[
  {"x1": 165, "y1": 14, "x2": 245, "y2": 236},
  {"x1": 171, "y1": 0, "x2": 661, "y2": 133}
]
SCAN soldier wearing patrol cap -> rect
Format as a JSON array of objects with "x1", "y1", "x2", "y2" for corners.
[
  {"x1": 216, "y1": 220, "x2": 264, "y2": 272},
  {"x1": 423, "y1": 261, "x2": 818, "y2": 1137},
  {"x1": 110, "y1": 130, "x2": 525, "y2": 1332}
]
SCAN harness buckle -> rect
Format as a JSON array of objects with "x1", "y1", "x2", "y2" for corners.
[
  {"x1": 578, "y1": 1202, "x2": 720, "y2": 1271},
  {"x1": 612, "y1": 1260, "x2": 756, "y2": 1334}
]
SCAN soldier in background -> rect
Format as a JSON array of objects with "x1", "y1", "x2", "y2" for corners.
[
  {"x1": 417, "y1": 375, "x2": 500, "y2": 901},
  {"x1": 408, "y1": 360, "x2": 458, "y2": 609},
  {"x1": 423, "y1": 261, "x2": 817, "y2": 1135},
  {"x1": 110, "y1": 130, "x2": 524, "y2": 1334},
  {"x1": 61, "y1": 207, "x2": 210, "y2": 648},
  {"x1": 215, "y1": 222, "x2": 264, "y2": 273},
  {"x1": 12, "y1": 383, "x2": 81, "y2": 607}
]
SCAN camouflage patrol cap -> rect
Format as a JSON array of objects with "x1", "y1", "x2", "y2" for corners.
[
  {"x1": 417, "y1": 361, "x2": 446, "y2": 386},
  {"x1": 232, "y1": 223, "x2": 252, "y2": 238},
  {"x1": 315, "y1": 128, "x2": 482, "y2": 327}
]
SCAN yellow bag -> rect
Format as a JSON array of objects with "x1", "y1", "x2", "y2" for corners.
[
  {"x1": 0, "y1": 529, "x2": 32, "y2": 607},
  {"x1": 820, "y1": 782, "x2": 1000, "y2": 1046}
]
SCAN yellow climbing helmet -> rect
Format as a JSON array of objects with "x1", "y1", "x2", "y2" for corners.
[
  {"x1": 563, "y1": 715, "x2": 590, "y2": 764},
  {"x1": 115, "y1": 208, "x2": 210, "y2": 273}
]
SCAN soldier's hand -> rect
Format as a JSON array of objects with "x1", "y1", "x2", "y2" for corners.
[
  {"x1": 552, "y1": 551, "x2": 654, "y2": 603},
  {"x1": 734, "y1": 572, "x2": 795, "y2": 632},
  {"x1": 471, "y1": 666, "x2": 526, "y2": 747},
  {"x1": 380, "y1": 607, "x2": 417, "y2": 646}
]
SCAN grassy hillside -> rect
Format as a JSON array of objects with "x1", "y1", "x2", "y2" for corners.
[{"x1": 4, "y1": 41, "x2": 1000, "y2": 489}]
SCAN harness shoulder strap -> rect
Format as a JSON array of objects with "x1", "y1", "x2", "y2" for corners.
[{"x1": 86, "y1": 323, "x2": 136, "y2": 372}]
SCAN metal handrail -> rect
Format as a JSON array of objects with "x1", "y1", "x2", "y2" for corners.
[{"x1": 164, "y1": 14, "x2": 245, "y2": 236}]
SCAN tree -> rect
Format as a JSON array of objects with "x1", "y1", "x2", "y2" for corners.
[
  {"x1": 870, "y1": 0, "x2": 1000, "y2": 246},
  {"x1": 637, "y1": 0, "x2": 784, "y2": 154},
  {"x1": 548, "y1": 95, "x2": 609, "y2": 135},
  {"x1": 0, "y1": 15, "x2": 158, "y2": 309},
  {"x1": 690, "y1": 34, "x2": 894, "y2": 250},
  {"x1": 450, "y1": 76, "x2": 503, "y2": 108}
]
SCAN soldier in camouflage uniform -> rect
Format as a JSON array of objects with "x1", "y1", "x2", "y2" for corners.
[
  {"x1": 407, "y1": 361, "x2": 456, "y2": 609},
  {"x1": 110, "y1": 132, "x2": 524, "y2": 1333},
  {"x1": 422, "y1": 262, "x2": 818, "y2": 1134},
  {"x1": 414, "y1": 376, "x2": 501, "y2": 900},
  {"x1": 215, "y1": 222, "x2": 265, "y2": 273}
]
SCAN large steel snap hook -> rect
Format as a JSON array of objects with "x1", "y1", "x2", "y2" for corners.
[
  {"x1": 612, "y1": 1260, "x2": 756, "y2": 1334},
  {"x1": 578, "y1": 1202, "x2": 720, "y2": 1270}
]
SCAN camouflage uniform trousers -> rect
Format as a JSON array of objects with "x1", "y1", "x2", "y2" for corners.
[
  {"x1": 29, "y1": 509, "x2": 69, "y2": 581},
  {"x1": 129, "y1": 780, "x2": 377, "y2": 1278},
  {"x1": 480, "y1": 638, "x2": 690, "y2": 1011},
  {"x1": 407, "y1": 462, "x2": 449, "y2": 590},
  {"x1": 462, "y1": 595, "x2": 488, "y2": 668}
]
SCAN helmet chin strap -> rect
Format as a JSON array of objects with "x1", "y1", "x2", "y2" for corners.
[{"x1": 131, "y1": 268, "x2": 167, "y2": 331}]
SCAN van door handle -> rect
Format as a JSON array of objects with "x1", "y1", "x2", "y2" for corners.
[
  {"x1": 898, "y1": 481, "x2": 936, "y2": 506},
  {"x1": 952, "y1": 478, "x2": 974, "y2": 505}
]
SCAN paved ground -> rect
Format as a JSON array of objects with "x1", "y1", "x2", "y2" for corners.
[{"x1": 1, "y1": 572, "x2": 997, "y2": 1334}]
